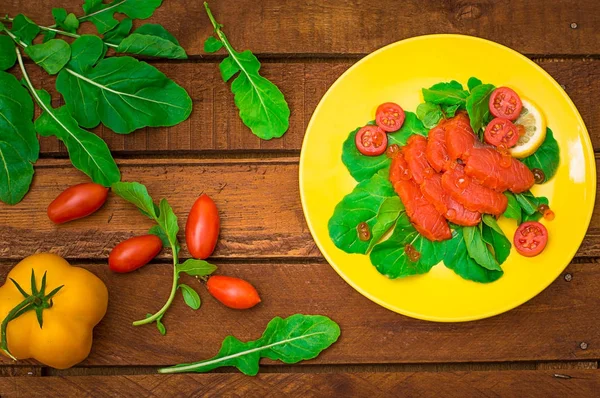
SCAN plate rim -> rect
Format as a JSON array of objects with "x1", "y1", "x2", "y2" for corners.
[{"x1": 298, "y1": 33, "x2": 597, "y2": 322}]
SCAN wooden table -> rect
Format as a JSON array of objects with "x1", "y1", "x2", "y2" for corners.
[{"x1": 1, "y1": 1, "x2": 599, "y2": 396}]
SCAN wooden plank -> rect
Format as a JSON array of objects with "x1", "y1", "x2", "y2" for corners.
[
  {"x1": 0, "y1": 261, "x2": 597, "y2": 367},
  {"x1": 11, "y1": 59, "x2": 598, "y2": 155},
  {"x1": 3, "y1": 0, "x2": 599, "y2": 56},
  {"x1": 1, "y1": 370, "x2": 599, "y2": 397},
  {"x1": 1, "y1": 158, "x2": 600, "y2": 261}
]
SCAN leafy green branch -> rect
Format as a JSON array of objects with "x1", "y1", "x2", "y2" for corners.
[{"x1": 112, "y1": 182, "x2": 217, "y2": 335}]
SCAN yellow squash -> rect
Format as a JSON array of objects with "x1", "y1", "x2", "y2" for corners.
[{"x1": 0, "y1": 253, "x2": 108, "y2": 369}]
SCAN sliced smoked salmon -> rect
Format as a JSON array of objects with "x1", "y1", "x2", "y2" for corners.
[
  {"x1": 390, "y1": 153, "x2": 451, "y2": 241},
  {"x1": 441, "y1": 164, "x2": 508, "y2": 216},
  {"x1": 402, "y1": 135, "x2": 434, "y2": 184},
  {"x1": 425, "y1": 125, "x2": 451, "y2": 172},
  {"x1": 421, "y1": 174, "x2": 481, "y2": 226},
  {"x1": 465, "y1": 147, "x2": 535, "y2": 193},
  {"x1": 444, "y1": 113, "x2": 477, "y2": 161}
]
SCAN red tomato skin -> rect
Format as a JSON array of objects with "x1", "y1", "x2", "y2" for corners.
[
  {"x1": 489, "y1": 87, "x2": 523, "y2": 121},
  {"x1": 355, "y1": 125, "x2": 388, "y2": 156},
  {"x1": 185, "y1": 194, "x2": 220, "y2": 259},
  {"x1": 109, "y1": 235, "x2": 163, "y2": 273},
  {"x1": 47, "y1": 183, "x2": 109, "y2": 224},
  {"x1": 513, "y1": 221, "x2": 548, "y2": 257},
  {"x1": 376, "y1": 102, "x2": 406, "y2": 132},
  {"x1": 207, "y1": 275, "x2": 261, "y2": 310}
]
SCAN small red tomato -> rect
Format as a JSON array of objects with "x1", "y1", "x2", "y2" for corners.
[
  {"x1": 355, "y1": 125, "x2": 388, "y2": 156},
  {"x1": 375, "y1": 102, "x2": 405, "y2": 132},
  {"x1": 207, "y1": 275, "x2": 261, "y2": 310},
  {"x1": 109, "y1": 235, "x2": 163, "y2": 273},
  {"x1": 514, "y1": 221, "x2": 548, "y2": 257},
  {"x1": 489, "y1": 87, "x2": 523, "y2": 121},
  {"x1": 47, "y1": 183, "x2": 109, "y2": 224},
  {"x1": 185, "y1": 194, "x2": 220, "y2": 259},
  {"x1": 484, "y1": 118, "x2": 520, "y2": 148}
]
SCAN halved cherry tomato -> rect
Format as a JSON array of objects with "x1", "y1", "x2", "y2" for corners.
[
  {"x1": 484, "y1": 118, "x2": 520, "y2": 148},
  {"x1": 355, "y1": 125, "x2": 387, "y2": 156},
  {"x1": 207, "y1": 275, "x2": 261, "y2": 310},
  {"x1": 109, "y1": 234, "x2": 163, "y2": 273},
  {"x1": 514, "y1": 221, "x2": 548, "y2": 257},
  {"x1": 376, "y1": 102, "x2": 405, "y2": 132},
  {"x1": 47, "y1": 183, "x2": 109, "y2": 224},
  {"x1": 186, "y1": 194, "x2": 220, "y2": 259},
  {"x1": 489, "y1": 87, "x2": 523, "y2": 120}
]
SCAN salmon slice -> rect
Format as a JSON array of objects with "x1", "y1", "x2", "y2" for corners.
[
  {"x1": 444, "y1": 113, "x2": 477, "y2": 161},
  {"x1": 390, "y1": 154, "x2": 451, "y2": 241},
  {"x1": 402, "y1": 135, "x2": 434, "y2": 184},
  {"x1": 441, "y1": 164, "x2": 508, "y2": 216},
  {"x1": 465, "y1": 147, "x2": 535, "y2": 193},
  {"x1": 421, "y1": 174, "x2": 481, "y2": 226},
  {"x1": 426, "y1": 125, "x2": 451, "y2": 172}
]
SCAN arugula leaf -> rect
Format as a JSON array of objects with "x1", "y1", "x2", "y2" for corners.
[
  {"x1": 52, "y1": 8, "x2": 79, "y2": 34},
  {"x1": 10, "y1": 14, "x2": 40, "y2": 45},
  {"x1": 416, "y1": 103, "x2": 443, "y2": 129},
  {"x1": 467, "y1": 77, "x2": 482, "y2": 92},
  {"x1": 514, "y1": 191, "x2": 541, "y2": 215},
  {"x1": 463, "y1": 225, "x2": 502, "y2": 271},
  {"x1": 155, "y1": 315, "x2": 166, "y2": 335},
  {"x1": 329, "y1": 171, "x2": 400, "y2": 254},
  {"x1": 33, "y1": 89, "x2": 120, "y2": 186},
  {"x1": 366, "y1": 196, "x2": 404, "y2": 252},
  {"x1": 159, "y1": 314, "x2": 340, "y2": 375},
  {"x1": 82, "y1": 0, "x2": 163, "y2": 34},
  {"x1": 370, "y1": 213, "x2": 446, "y2": 279},
  {"x1": 204, "y1": 36, "x2": 223, "y2": 53},
  {"x1": 0, "y1": 72, "x2": 39, "y2": 205},
  {"x1": 522, "y1": 197, "x2": 549, "y2": 223},
  {"x1": 112, "y1": 181, "x2": 158, "y2": 218},
  {"x1": 117, "y1": 24, "x2": 187, "y2": 59},
  {"x1": 177, "y1": 259, "x2": 218, "y2": 277},
  {"x1": 25, "y1": 39, "x2": 71, "y2": 75},
  {"x1": 204, "y1": 2, "x2": 290, "y2": 140},
  {"x1": 441, "y1": 103, "x2": 460, "y2": 118},
  {"x1": 422, "y1": 80, "x2": 469, "y2": 107},
  {"x1": 481, "y1": 215, "x2": 511, "y2": 264},
  {"x1": 341, "y1": 127, "x2": 391, "y2": 182},
  {"x1": 388, "y1": 111, "x2": 428, "y2": 144},
  {"x1": 503, "y1": 192, "x2": 522, "y2": 224},
  {"x1": 149, "y1": 224, "x2": 169, "y2": 247},
  {"x1": 179, "y1": 284, "x2": 201, "y2": 310},
  {"x1": 103, "y1": 18, "x2": 133, "y2": 45},
  {"x1": 157, "y1": 198, "x2": 181, "y2": 256},
  {"x1": 522, "y1": 128, "x2": 560, "y2": 183},
  {"x1": 0, "y1": 36, "x2": 16, "y2": 71},
  {"x1": 466, "y1": 83, "x2": 495, "y2": 135},
  {"x1": 56, "y1": 56, "x2": 192, "y2": 133},
  {"x1": 443, "y1": 228, "x2": 504, "y2": 283}
]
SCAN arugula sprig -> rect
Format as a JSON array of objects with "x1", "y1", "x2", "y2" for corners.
[
  {"x1": 112, "y1": 182, "x2": 217, "y2": 335},
  {"x1": 203, "y1": 2, "x2": 290, "y2": 140}
]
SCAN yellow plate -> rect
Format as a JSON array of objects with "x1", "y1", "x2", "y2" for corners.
[{"x1": 299, "y1": 35, "x2": 596, "y2": 322}]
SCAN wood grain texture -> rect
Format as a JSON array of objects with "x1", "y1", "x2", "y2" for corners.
[
  {"x1": 1, "y1": 370, "x2": 599, "y2": 397},
  {"x1": 11, "y1": 59, "x2": 600, "y2": 154},
  {"x1": 1, "y1": 158, "x2": 600, "y2": 261},
  {"x1": 3, "y1": 0, "x2": 599, "y2": 56},
  {"x1": 0, "y1": 261, "x2": 597, "y2": 367}
]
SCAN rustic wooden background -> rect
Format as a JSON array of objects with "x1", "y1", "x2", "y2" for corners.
[{"x1": 0, "y1": 0, "x2": 599, "y2": 396}]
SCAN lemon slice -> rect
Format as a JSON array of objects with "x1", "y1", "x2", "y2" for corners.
[{"x1": 509, "y1": 98, "x2": 546, "y2": 158}]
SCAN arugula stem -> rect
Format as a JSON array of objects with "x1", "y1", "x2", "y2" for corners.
[
  {"x1": 204, "y1": 3, "x2": 235, "y2": 54},
  {"x1": 2, "y1": 27, "x2": 27, "y2": 48},
  {"x1": 1, "y1": 16, "x2": 13, "y2": 22},
  {"x1": 77, "y1": 0, "x2": 127, "y2": 23}
]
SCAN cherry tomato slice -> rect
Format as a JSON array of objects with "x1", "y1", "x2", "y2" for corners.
[
  {"x1": 514, "y1": 221, "x2": 548, "y2": 257},
  {"x1": 376, "y1": 102, "x2": 405, "y2": 132},
  {"x1": 355, "y1": 125, "x2": 387, "y2": 156},
  {"x1": 47, "y1": 183, "x2": 109, "y2": 224},
  {"x1": 484, "y1": 118, "x2": 520, "y2": 148},
  {"x1": 489, "y1": 87, "x2": 523, "y2": 121},
  {"x1": 109, "y1": 235, "x2": 163, "y2": 273}
]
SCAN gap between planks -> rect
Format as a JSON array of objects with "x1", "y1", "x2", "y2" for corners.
[{"x1": 24, "y1": 360, "x2": 597, "y2": 377}]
